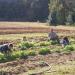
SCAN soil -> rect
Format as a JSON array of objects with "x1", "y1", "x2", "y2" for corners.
[{"x1": 0, "y1": 51, "x2": 75, "y2": 75}]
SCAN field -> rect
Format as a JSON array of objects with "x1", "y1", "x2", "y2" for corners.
[
  {"x1": 0, "y1": 22, "x2": 75, "y2": 75},
  {"x1": 0, "y1": 22, "x2": 75, "y2": 34}
]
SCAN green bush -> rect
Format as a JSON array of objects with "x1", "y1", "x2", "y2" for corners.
[
  {"x1": 5, "y1": 55, "x2": 16, "y2": 61},
  {"x1": 5, "y1": 51, "x2": 28, "y2": 61},
  {"x1": 20, "y1": 51, "x2": 28, "y2": 59},
  {"x1": 0, "y1": 53, "x2": 5, "y2": 61},
  {"x1": 11, "y1": 51, "x2": 22, "y2": 58},
  {"x1": 50, "y1": 40, "x2": 58, "y2": 45},
  {"x1": 19, "y1": 42, "x2": 34, "y2": 50},
  {"x1": 12, "y1": 51, "x2": 29, "y2": 59},
  {"x1": 5, "y1": 51, "x2": 21, "y2": 61},
  {"x1": 39, "y1": 48, "x2": 51, "y2": 55},
  {"x1": 64, "y1": 45, "x2": 74, "y2": 52},
  {"x1": 40, "y1": 42, "x2": 50, "y2": 46},
  {"x1": 27, "y1": 51, "x2": 36, "y2": 56}
]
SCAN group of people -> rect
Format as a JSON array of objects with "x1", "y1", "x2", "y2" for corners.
[
  {"x1": 0, "y1": 29, "x2": 69, "y2": 53},
  {"x1": 48, "y1": 28, "x2": 69, "y2": 47}
]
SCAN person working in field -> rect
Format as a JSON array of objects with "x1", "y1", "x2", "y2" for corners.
[
  {"x1": 48, "y1": 28, "x2": 59, "y2": 43},
  {"x1": 0, "y1": 43, "x2": 13, "y2": 53},
  {"x1": 60, "y1": 37, "x2": 69, "y2": 47}
]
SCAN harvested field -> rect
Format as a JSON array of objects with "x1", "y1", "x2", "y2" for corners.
[
  {"x1": 0, "y1": 52, "x2": 75, "y2": 75},
  {"x1": 0, "y1": 22, "x2": 75, "y2": 75},
  {"x1": 0, "y1": 22, "x2": 75, "y2": 34}
]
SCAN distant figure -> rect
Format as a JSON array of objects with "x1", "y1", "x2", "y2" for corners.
[
  {"x1": 23, "y1": 36, "x2": 27, "y2": 41},
  {"x1": 60, "y1": 37, "x2": 69, "y2": 47},
  {"x1": 0, "y1": 43, "x2": 13, "y2": 53},
  {"x1": 48, "y1": 28, "x2": 59, "y2": 43}
]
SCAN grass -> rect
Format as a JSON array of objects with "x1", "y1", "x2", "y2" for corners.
[
  {"x1": 0, "y1": 39, "x2": 75, "y2": 62},
  {"x1": 19, "y1": 42, "x2": 34, "y2": 50},
  {"x1": 0, "y1": 22, "x2": 75, "y2": 75},
  {"x1": 0, "y1": 22, "x2": 48, "y2": 27},
  {"x1": 39, "y1": 41, "x2": 50, "y2": 46},
  {"x1": 21, "y1": 61, "x2": 75, "y2": 75},
  {"x1": 39, "y1": 47, "x2": 51, "y2": 55},
  {"x1": 45, "y1": 61, "x2": 75, "y2": 75},
  {"x1": 0, "y1": 33, "x2": 47, "y2": 40}
]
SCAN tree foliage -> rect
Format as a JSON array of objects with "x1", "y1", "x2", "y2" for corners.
[
  {"x1": 0, "y1": 0, "x2": 49, "y2": 22},
  {"x1": 48, "y1": 0, "x2": 75, "y2": 25}
]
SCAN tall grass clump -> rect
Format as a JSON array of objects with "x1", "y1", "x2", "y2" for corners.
[
  {"x1": 39, "y1": 47, "x2": 51, "y2": 55},
  {"x1": 19, "y1": 42, "x2": 34, "y2": 50},
  {"x1": 27, "y1": 50, "x2": 36, "y2": 56},
  {"x1": 0, "y1": 53, "x2": 5, "y2": 62},
  {"x1": 63, "y1": 45, "x2": 74, "y2": 54},
  {"x1": 20, "y1": 51, "x2": 28, "y2": 59},
  {"x1": 40, "y1": 41, "x2": 50, "y2": 46},
  {"x1": 50, "y1": 40, "x2": 58, "y2": 45}
]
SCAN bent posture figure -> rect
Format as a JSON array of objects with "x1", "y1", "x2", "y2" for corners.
[
  {"x1": 48, "y1": 29, "x2": 59, "y2": 43},
  {"x1": 60, "y1": 37, "x2": 69, "y2": 47},
  {"x1": 0, "y1": 43, "x2": 13, "y2": 53}
]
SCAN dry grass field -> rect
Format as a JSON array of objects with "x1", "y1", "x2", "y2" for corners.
[
  {"x1": 0, "y1": 22, "x2": 48, "y2": 28},
  {"x1": 0, "y1": 22, "x2": 75, "y2": 34},
  {"x1": 0, "y1": 22, "x2": 75, "y2": 75},
  {"x1": 0, "y1": 22, "x2": 75, "y2": 40}
]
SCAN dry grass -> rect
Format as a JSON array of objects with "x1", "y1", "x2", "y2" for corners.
[
  {"x1": 0, "y1": 22, "x2": 48, "y2": 28},
  {"x1": 45, "y1": 61, "x2": 75, "y2": 75},
  {"x1": 0, "y1": 33, "x2": 47, "y2": 40},
  {"x1": 0, "y1": 22, "x2": 75, "y2": 34}
]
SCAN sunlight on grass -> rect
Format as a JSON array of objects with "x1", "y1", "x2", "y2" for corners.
[
  {"x1": 45, "y1": 61, "x2": 75, "y2": 75},
  {"x1": 0, "y1": 33, "x2": 47, "y2": 40},
  {"x1": 0, "y1": 22, "x2": 48, "y2": 27}
]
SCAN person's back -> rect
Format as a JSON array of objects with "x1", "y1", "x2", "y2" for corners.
[
  {"x1": 48, "y1": 28, "x2": 59, "y2": 43},
  {"x1": 49, "y1": 31, "x2": 58, "y2": 40},
  {"x1": 0, "y1": 43, "x2": 13, "y2": 53},
  {"x1": 0, "y1": 44, "x2": 9, "y2": 53}
]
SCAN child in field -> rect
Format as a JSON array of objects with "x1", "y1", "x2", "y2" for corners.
[{"x1": 60, "y1": 37, "x2": 69, "y2": 47}]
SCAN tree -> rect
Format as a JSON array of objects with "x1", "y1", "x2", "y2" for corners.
[
  {"x1": 66, "y1": 11, "x2": 73, "y2": 25},
  {"x1": 48, "y1": 0, "x2": 66, "y2": 25}
]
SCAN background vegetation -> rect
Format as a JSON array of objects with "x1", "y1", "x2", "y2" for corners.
[
  {"x1": 0, "y1": 0, "x2": 49, "y2": 22},
  {"x1": 0, "y1": 0, "x2": 75, "y2": 24}
]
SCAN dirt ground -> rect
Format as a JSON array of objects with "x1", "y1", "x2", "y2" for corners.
[
  {"x1": 0, "y1": 22, "x2": 75, "y2": 75},
  {"x1": 0, "y1": 51, "x2": 75, "y2": 75},
  {"x1": 0, "y1": 22, "x2": 75, "y2": 34}
]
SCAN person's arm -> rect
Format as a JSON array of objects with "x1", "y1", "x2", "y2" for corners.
[{"x1": 48, "y1": 32, "x2": 51, "y2": 38}]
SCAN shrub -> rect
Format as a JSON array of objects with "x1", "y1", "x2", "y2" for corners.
[
  {"x1": 11, "y1": 51, "x2": 22, "y2": 58},
  {"x1": 19, "y1": 42, "x2": 34, "y2": 50},
  {"x1": 0, "y1": 53, "x2": 5, "y2": 61},
  {"x1": 40, "y1": 42, "x2": 50, "y2": 46},
  {"x1": 5, "y1": 51, "x2": 22, "y2": 61},
  {"x1": 64, "y1": 45, "x2": 74, "y2": 52},
  {"x1": 50, "y1": 40, "x2": 58, "y2": 45},
  {"x1": 27, "y1": 51, "x2": 36, "y2": 56},
  {"x1": 39, "y1": 48, "x2": 50, "y2": 55},
  {"x1": 20, "y1": 51, "x2": 28, "y2": 59},
  {"x1": 5, "y1": 55, "x2": 16, "y2": 61}
]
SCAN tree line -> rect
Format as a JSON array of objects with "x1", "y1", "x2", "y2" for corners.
[
  {"x1": 48, "y1": 0, "x2": 75, "y2": 25},
  {"x1": 0, "y1": 0, "x2": 75, "y2": 25},
  {"x1": 0, "y1": 0, "x2": 49, "y2": 22}
]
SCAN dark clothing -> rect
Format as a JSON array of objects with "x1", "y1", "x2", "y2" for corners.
[
  {"x1": 0, "y1": 44, "x2": 10, "y2": 53},
  {"x1": 60, "y1": 37, "x2": 69, "y2": 47}
]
